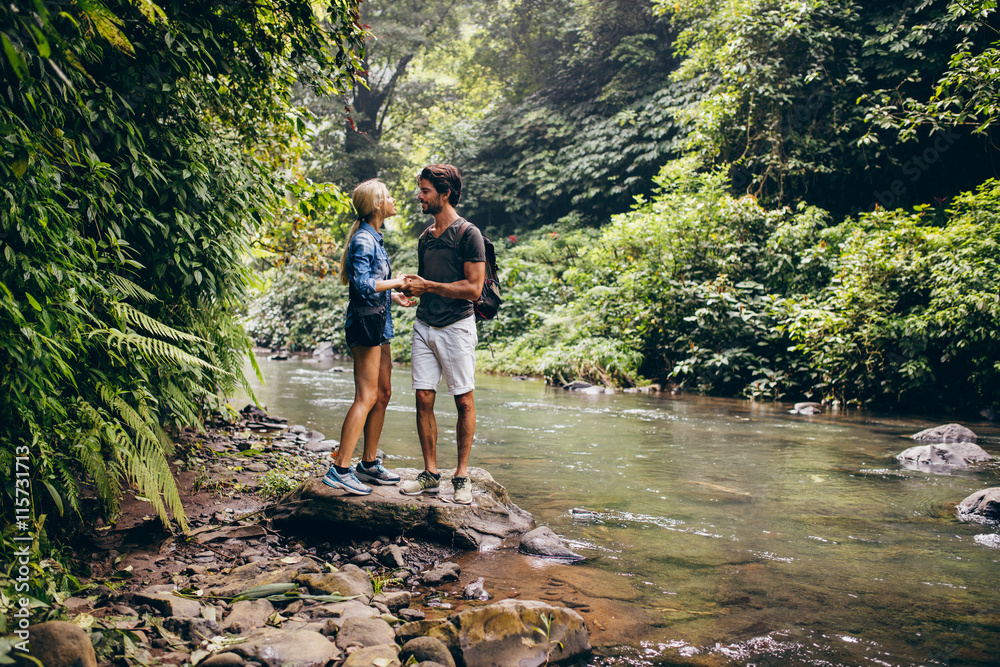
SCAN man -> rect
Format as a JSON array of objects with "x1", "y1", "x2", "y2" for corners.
[{"x1": 398, "y1": 164, "x2": 485, "y2": 505}]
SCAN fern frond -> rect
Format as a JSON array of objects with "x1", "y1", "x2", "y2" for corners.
[
  {"x1": 54, "y1": 457, "x2": 82, "y2": 516},
  {"x1": 112, "y1": 426, "x2": 188, "y2": 531},
  {"x1": 158, "y1": 380, "x2": 202, "y2": 426},
  {"x1": 112, "y1": 302, "x2": 206, "y2": 344},
  {"x1": 77, "y1": 398, "x2": 130, "y2": 519},
  {"x1": 156, "y1": 424, "x2": 175, "y2": 455},
  {"x1": 107, "y1": 274, "x2": 158, "y2": 303},
  {"x1": 90, "y1": 328, "x2": 225, "y2": 374},
  {"x1": 98, "y1": 383, "x2": 161, "y2": 447},
  {"x1": 75, "y1": 435, "x2": 122, "y2": 518}
]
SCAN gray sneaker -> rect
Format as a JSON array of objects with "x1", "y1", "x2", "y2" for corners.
[
  {"x1": 452, "y1": 476, "x2": 473, "y2": 505},
  {"x1": 400, "y1": 470, "x2": 440, "y2": 495},
  {"x1": 355, "y1": 458, "x2": 401, "y2": 485},
  {"x1": 322, "y1": 465, "x2": 372, "y2": 496}
]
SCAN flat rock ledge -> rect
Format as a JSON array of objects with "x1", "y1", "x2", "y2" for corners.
[
  {"x1": 957, "y1": 488, "x2": 1000, "y2": 525},
  {"x1": 271, "y1": 467, "x2": 536, "y2": 551}
]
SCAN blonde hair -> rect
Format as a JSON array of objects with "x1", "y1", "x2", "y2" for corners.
[{"x1": 339, "y1": 179, "x2": 388, "y2": 285}]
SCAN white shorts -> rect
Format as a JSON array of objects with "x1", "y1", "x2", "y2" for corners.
[{"x1": 411, "y1": 316, "x2": 478, "y2": 396}]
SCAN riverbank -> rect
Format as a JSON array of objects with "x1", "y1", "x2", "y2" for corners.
[{"x1": 18, "y1": 407, "x2": 602, "y2": 666}]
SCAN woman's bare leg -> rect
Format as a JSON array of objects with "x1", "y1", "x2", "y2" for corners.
[
  {"x1": 361, "y1": 343, "x2": 393, "y2": 463},
  {"x1": 335, "y1": 344, "x2": 383, "y2": 468}
]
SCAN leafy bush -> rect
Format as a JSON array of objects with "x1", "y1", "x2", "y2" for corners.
[
  {"x1": 783, "y1": 180, "x2": 1000, "y2": 409},
  {"x1": 481, "y1": 160, "x2": 1000, "y2": 414}
]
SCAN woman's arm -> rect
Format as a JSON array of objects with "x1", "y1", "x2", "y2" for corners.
[{"x1": 375, "y1": 273, "x2": 408, "y2": 293}]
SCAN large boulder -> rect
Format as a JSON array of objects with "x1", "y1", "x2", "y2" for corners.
[
  {"x1": 456, "y1": 600, "x2": 590, "y2": 667},
  {"x1": 17, "y1": 621, "x2": 97, "y2": 667},
  {"x1": 910, "y1": 423, "x2": 978, "y2": 443},
  {"x1": 271, "y1": 467, "x2": 535, "y2": 550},
  {"x1": 396, "y1": 600, "x2": 590, "y2": 667},
  {"x1": 896, "y1": 442, "x2": 992, "y2": 470},
  {"x1": 957, "y1": 488, "x2": 1000, "y2": 525}
]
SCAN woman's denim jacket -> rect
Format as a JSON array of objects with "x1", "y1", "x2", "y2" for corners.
[{"x1": 345, "y1": 222, "x2": 393, "y2": 342}]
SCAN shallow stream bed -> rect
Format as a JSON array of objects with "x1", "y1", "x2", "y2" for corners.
[{"x1": 236, "y1": 356, "x2": 1000, "y2": 666}]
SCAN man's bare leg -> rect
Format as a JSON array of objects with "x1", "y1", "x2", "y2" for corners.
[
  {"x1": 415, "y1": 388, "x2": 438, "y2": 475},
  {"x1": 454, "y1": 390, "x2": 475, "y2": 478}
]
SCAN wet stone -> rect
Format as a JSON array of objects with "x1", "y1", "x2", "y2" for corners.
[
  {"x1": 374, "y1": 591, "x2": 412, "y2": 613},
  {"x1": 342, "y1": 645, "x2": 400, "y2": 667},
  {"x1": 335, "y1": 617, "x2": 396, "y2": 650},
  {"x1": 197, "y1": 654, "x2": 244, "y2": 667},
  {"x1": 400, "y1": 637, "x2": 456, "y2": 667},
  {"x1": 399, "y1": 608, "x2": 426, "y2": 622},
  {"x1": 421, "y1": 562, "x2": 460, "y2": 585}
]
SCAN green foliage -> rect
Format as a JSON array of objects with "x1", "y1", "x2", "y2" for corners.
[
  {"x1": 655, "y1": 0, "x2": 999, "y2": 214},
  {"x1": 0, "y1": 518, "x2": 79, "y2": 633},
  {"x1": 302, "y1": 0, "x2": 483, "y2": 189},
  {"x1": 862, "y1": 0, "x2": 1000, "y2": 139},
  {"x1": 663, "y1": 0, "x2": 870, "y2": 204},
  {"x1": 0, "y1": 0, "x2": 365, "y2": 532},
  {"x1": 783, "y1": 179, "x2": 1000, "y2": 407},
  {"x1": 531, "y1": 612, "x2": 565, "y2": 666},
  {"x1": 455, "y1": 0, "x2": 682, "y2": 230},
  {"x1": 256, "y1": 455, "x2": 317, "y2": 501},
  {"x1": 483, "y1": 162, "x2": 1000, "y2": 412},
  {"x1": 245, "y1": 178, "x2": 355, "y2": 352},
  {"x1": 369, "y1": 572, "x2": 403, "y2": 596}
]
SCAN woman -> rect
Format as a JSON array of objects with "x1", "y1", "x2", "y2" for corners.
[{"x1": 323, "y1": 179, "x2": 414, "y2": 495}]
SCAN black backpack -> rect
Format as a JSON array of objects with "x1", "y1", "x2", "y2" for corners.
[
  {"x1": 418, "y1": 221, "x2": 502, "y2": 321},
  {"x1": 469, "y1": 225, "x2": 502, "y2": 321}
]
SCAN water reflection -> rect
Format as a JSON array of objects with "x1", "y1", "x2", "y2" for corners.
[{"x1": 235, "y1": 356, "x2": 1000, "y2": 666}]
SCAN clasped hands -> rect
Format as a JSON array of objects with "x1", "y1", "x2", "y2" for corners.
[{"x1": 389, "y1": 272, "x2": 424, "y2": 307}]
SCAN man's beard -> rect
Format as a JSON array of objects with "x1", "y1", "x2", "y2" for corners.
[{"x1": 423, "y1": 200, "x2": 443, "y2": 215}]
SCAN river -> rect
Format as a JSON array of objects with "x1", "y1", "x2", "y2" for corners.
[{"x1": 236, "y1": 355, "x2": 1000, "y2": 666}]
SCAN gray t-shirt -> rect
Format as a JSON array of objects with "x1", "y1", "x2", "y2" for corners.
[{"x1": 416, "y1": 218, "x2": 486, "y2": 327}]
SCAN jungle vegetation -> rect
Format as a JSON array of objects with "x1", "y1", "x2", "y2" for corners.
[
  {"x1": 3, "y1": 0, "x2": 1000, "y2": 553},
  {"x1": 0, "y1": 0, "x2": 365, "y2": 545},
  {"x1": 251, "y1": 0, "x2": 1000, "y2": 415}
]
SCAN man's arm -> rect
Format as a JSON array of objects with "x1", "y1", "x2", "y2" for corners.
[{"x1": 403, "y1": 261, "x2": 485, "y2": 300}]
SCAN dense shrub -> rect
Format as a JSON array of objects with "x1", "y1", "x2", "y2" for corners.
[{"x1": 479, "y1": 164, "x2": 1000, "y2": 415}]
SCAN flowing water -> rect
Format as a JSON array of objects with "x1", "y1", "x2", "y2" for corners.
[{"x1": 236, "y1": 356, "x2": 1000, "y2": 666}]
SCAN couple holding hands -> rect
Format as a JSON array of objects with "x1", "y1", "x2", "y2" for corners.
[{"x1": 323, "y1": 164, "x2": 486, "y2": 506}]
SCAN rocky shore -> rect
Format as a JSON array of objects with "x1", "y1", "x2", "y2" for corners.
[{"x1": 14, "y1": 408, "x2": 594, "y2": 667}]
